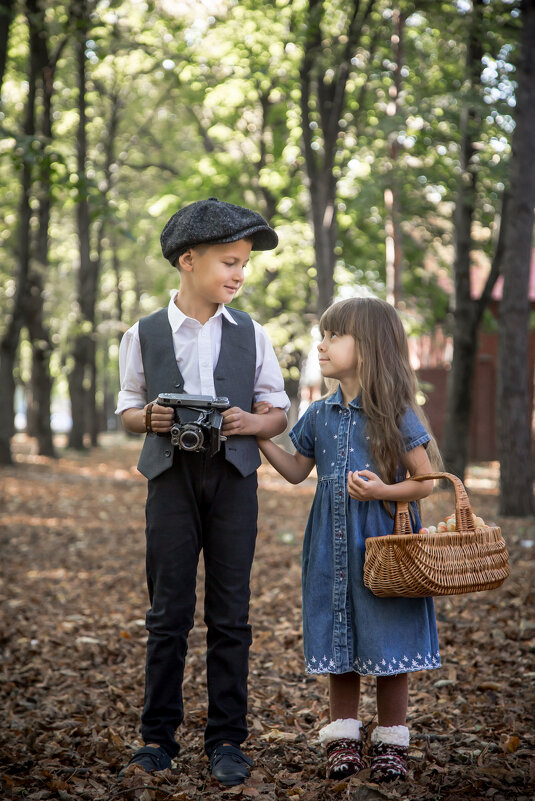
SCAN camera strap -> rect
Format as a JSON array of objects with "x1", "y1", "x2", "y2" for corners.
[{"x1": 145, "y1": 403, "x2": 154, "y2": 433}]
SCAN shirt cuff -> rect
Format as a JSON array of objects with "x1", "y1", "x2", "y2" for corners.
[
  {"x1": 254, "y1": 390, "x2": 291, "y2": 412},
  {"x1": 115, "y1": 391, "x2": 146, "y2": 416}
]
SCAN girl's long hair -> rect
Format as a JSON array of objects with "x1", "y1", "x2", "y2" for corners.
[{"x1": 319, "y1": 297, "x2": 441, "y2": 483}]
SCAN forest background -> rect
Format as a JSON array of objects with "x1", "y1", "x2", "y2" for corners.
[{"x1": 1, "y1": 0, "x2": 535, "y2": 515}]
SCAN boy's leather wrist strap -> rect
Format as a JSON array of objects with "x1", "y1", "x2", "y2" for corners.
[{"x1": 145, "y1": 403, "x2": 154, "y2": 433}]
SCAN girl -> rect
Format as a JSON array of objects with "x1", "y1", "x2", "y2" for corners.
[{"x1": 257, "y1": 298, "x2": 441, "y2": 783}]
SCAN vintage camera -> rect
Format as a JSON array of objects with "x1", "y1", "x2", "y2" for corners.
[{"x1": 157, "y1": 393, "x2": 230, "y2": 456}]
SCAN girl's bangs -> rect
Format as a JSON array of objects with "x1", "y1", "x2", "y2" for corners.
[{"x1": 319, "y1": 301, "x2": 356, "y2": 336}]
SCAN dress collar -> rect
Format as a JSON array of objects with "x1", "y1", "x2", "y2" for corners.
[{"x1": 325, "y1": 385, "x2": 363, "y2": 410}]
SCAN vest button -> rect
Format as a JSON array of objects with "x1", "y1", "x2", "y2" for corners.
[{"x1": 164, "y1": 449, "x2": 171, "y2": 457}]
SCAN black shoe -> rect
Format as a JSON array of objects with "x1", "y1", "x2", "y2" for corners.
[
  {"x1": 118, "y1": 745, "x2": 172, "y2": 779},
  {"x1": 209, "y1": 743, "x2": 253, "y2": 786}
]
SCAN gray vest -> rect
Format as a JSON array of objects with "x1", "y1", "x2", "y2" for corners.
[{"x1": 136, "y1": 306, "x2": 260, "y2": 480}]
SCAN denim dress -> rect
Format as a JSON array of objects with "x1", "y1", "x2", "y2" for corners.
[{"x1": 289, "y1": 387, "x2": 441, "y2": 677}]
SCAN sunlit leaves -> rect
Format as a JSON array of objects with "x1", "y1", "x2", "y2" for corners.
[{"x1": 0, "y1": 0, "x2": 522, "y2": 401}]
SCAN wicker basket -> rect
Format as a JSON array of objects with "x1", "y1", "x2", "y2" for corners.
[{"x1": 363, "y1": 472, "x2": 510, "y2": 597}]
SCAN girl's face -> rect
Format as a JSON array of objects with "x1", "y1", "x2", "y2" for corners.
[{"x1": 317, "y1": 330, "x2": 359, "y2": 384}]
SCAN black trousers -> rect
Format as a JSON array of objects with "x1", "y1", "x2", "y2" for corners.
[{"x1": 140, "y1": 448, "x2": 258, "y2": 757}]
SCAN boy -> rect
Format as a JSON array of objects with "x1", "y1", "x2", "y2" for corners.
[{"x1": 116, "y1": 198, "x2": 289, "y2": 786}]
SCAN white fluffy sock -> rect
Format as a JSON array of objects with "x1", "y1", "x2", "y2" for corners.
[
  {"x1": 318, "y1": 718, "x2": 362, "y2": 744},
  {"x1": 371, "y1": 725, "x2": 410, "y2": 747}
]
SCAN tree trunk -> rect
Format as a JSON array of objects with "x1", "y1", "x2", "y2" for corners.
[
  {"x1": 0, "y1": 0, "x2": 38, "y2": 465},
  {"x1": 89, "y1": 339, "x2": 98, "y2": 445},
  {"x1": 27, "y1": 323, "x2": 55, "y2": 454},
  {"x1": 90, "y1": 88, "x2": 122, "y2": 442},
  {"x1": 385, "y1": 10, "x2": 404, "y2": 307},
  {"x1": 309, "y1": 173, "x2": 337, "y2": 314},
  {"x1": 69, "y1": 0, "x2": 95, "y2": 450},
  {"x1": 0, "y1": 0, "x2": 15, "y2": 93},
  {"x1": 113, "y1": 243, "x2": 123, "y2": 344},
  {"x1": 300, "y1": 0, "x2": 376, "y2": 315},
  {"x1": 26, "y1": 9, "x2": 67, "y2": 457},
  {"x1": 442, "y1": 0, "x2": 484, "y2": 480},
  {"x1": 497, "y1": 0, "x2": 535, "y2": 516}
]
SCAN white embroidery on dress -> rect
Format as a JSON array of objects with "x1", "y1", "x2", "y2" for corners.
[{"x1": 305, "y1": 650, "x2": 441, "y2": 676}]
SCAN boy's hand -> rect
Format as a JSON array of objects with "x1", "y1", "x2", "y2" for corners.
[
  {"x1": 347, "y1": 469, "x2": 387, "y2": 500},
  {"x1": 147, "y1": 399, "x2": 174, "y2": 433}
]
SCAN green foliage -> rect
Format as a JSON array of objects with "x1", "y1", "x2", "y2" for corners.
[{"x1": 0, "y1": 0, "x2": 522, "y2": 407}]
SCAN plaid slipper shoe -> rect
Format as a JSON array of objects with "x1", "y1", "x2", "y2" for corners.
[
  {"x1": 118, "y1": 745, "x2": 172, "y2": 779},
  {"x1": 370, "y1": 725, "x2": 409, "y2": 783},
  {"x1": 318, "y1": 718, "x2": 364, "y2": 780},
  {"x1": 326, "y1": 737, "x2": 364, "y2": 779}
]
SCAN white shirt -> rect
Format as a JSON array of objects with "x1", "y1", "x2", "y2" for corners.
[{"x1": 115, "y1": 293, "x2": 290, "y2": 414}]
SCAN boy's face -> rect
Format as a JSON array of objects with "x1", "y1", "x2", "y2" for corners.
[{"x1": 179, "y1": 239, "x2": 252, "y2": 306}]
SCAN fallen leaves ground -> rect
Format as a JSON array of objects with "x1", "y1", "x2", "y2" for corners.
[{"x1": 1, "y1": 433, "x2": 534, "y2": 801}]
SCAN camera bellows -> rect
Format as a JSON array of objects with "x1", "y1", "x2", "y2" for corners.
[{"x1": 157, "y1": 393, "x2": 230, "y2": 457}]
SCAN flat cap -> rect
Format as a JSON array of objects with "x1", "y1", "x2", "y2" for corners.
[{"x1": 161, "y1": 197, "x2": 278, "y2": 265}]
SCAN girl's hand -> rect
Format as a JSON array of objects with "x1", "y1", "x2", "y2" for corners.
[
  {"x1": 222, "y1": 407, "x2": 256, "y2": 436},
  {"x1": 253, "y1": 401, "x2": 273, "y2": 415},
  {"x1": 347, "y1": 469, "x2": 387, "y2": 500},
  {"x1": 223, "y1": 405, "x2": 287, "y2": 438}
]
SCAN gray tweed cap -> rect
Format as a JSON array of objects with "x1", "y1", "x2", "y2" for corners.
[{"x1": 161, "y1": 197, "x2": 278, "y2": 265}]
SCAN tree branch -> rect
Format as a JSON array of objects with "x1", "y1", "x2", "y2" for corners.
[
  {"x1": 186, "y1": 105, "x2": 217, "y2": 153},
  {"x1": 475, "y1": 189, "x2": 509, "y2": 326},
  {"x1": 124, "y1": 161, "x2": 180, "y2": 175}
]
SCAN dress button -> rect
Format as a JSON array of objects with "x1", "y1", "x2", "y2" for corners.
[{"x1": 339, "y1": 571, "x2": 344, "y2": 579}]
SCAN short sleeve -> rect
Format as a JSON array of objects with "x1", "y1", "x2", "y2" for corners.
[
  {"x1": 400, "y1": 407, "x2": 430, "y2": 452},
  {"x1": 289, "y1": 404, "x2": 317, "y2": 458}
]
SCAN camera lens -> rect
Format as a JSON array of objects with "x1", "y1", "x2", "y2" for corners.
[{"x1": 179, "y1": 426, "x2": 203, "y2": 451}]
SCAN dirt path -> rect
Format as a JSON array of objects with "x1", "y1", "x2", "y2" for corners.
[{"x1": 0, "y1": 434, "x2": 533, "y2": 800}]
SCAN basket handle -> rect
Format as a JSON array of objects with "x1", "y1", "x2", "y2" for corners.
[{"x1": 393, "y1": 472, "x2": 475, "y2": 535}]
